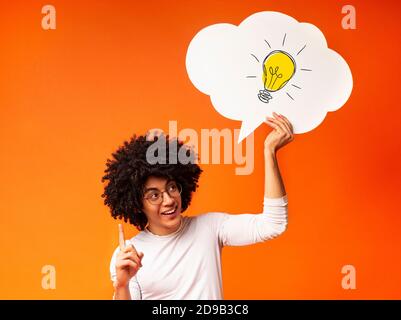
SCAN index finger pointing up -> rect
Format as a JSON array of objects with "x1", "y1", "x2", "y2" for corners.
[{"x1": 118, "y1": 223, "x2": 126, "y2": 250}]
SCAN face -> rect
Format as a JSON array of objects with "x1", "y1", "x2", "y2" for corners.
[{"x1": 142, "y1": 176, "x2": 183, "y2": 236}]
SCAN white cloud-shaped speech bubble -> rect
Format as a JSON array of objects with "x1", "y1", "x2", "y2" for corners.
[{"x1": 186, "y1": 11, "x2": 353, "y2": 143}]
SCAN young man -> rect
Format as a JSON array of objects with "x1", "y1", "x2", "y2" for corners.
[{"x1": 102, "y1": 112, "x2": 293, "y2": 299}]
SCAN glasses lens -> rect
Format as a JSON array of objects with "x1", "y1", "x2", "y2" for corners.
[
  {"x1": 167, "y1": 182, "x2": 181, "y2": 197},
  {"x1": 145, "y1": 191, "x2": 162, "y2": 204}
]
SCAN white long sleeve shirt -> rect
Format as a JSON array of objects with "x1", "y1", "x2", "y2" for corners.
[{"x1": 109, "y1": 195, "x2": 288, "y2": 300}]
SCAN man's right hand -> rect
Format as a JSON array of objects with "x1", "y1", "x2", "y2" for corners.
[{"x1": 114, "y1": 224, "x2": 144, "y2": 288}]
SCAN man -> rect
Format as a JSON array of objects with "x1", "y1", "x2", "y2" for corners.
[{"x1": 102, "y1": 112, "x2": 293, "y2": 299}]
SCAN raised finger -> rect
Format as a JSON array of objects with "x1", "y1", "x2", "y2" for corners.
[{"x1": 118, "y1": 224, "x2": 125, "y2": 251}]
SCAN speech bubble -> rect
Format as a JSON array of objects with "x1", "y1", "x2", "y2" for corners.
[{"x1": 186, "y1": 11, "x2": 353, "y2": 143}]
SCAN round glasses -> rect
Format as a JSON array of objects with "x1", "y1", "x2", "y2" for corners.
[{"x1": 143, "y1": 181, "x2": 182, "y2": 205}]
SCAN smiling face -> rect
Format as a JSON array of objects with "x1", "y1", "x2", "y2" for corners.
[{"x1": 142, "y1": 176, "x2": 183, "y2": 236}]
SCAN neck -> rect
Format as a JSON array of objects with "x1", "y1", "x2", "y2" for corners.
[{"x1": 147, "y1": 216, "x2": 182, "y2": 236}]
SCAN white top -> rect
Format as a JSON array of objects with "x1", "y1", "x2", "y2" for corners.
[{"x1": 110, "y1": 195, "x2": 288, "y2": 300}]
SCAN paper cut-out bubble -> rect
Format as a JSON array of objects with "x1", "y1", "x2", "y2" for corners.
[{"x1": 186, "y1": 11, "x2": 353, "y2": 143}]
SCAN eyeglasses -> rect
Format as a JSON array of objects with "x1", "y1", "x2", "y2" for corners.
[{"x1": 143, "y1": 181, "x2": 182, "y2": 205}]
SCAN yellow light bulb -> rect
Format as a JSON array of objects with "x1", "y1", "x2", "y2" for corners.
[{"x1": 258, "y1": 50, "x2": 296, "y2": 103}]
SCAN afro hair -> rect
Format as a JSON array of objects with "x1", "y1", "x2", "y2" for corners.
[{"x1": 101, "y1": 133, "x2": 202, "y2": 231}]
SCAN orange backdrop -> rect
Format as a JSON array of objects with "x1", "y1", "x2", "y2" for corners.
[{"x1": 0, "y1": 0, "x2": 400, "y2": 299}]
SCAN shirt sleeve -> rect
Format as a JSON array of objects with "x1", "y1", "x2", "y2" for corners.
[
  {"x1": 216, "y1": 194, "x2": 288, "y2": 246},
  {"x1": 109, "y1": 241, "x2": 142, "y2": 300}
]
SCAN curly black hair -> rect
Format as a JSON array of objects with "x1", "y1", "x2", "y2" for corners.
[{"x1": 101, "y1": 133, "x2": 202, "y2": 231}]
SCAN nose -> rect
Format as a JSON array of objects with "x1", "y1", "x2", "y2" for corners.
[{"x1": 161, "y1": 191, "x2": 175, "y2": 205}]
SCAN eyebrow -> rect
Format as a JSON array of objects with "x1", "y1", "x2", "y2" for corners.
[{"x1": 143, "y1": 180, "x2": 174, "y2": 193}]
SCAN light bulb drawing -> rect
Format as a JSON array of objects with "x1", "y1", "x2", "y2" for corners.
[
  {"x1": 257, "y1": 50, "x2": 296, "y2": 103},
  {"x1": 246, "y1": 34, "x2": 313, "y2": 104}
]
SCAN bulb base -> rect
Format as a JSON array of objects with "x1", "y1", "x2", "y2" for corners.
[{"x1": 258, "y1": 89, "x2": 272, "y2": 103}]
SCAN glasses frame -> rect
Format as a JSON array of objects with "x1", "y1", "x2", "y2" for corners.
[{"x1": 143, "y1": 182, "x2": 182, "y2": 205}]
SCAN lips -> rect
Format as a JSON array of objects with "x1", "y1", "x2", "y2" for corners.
[{"x1": 161, "y1": 205, "x2": 178, "y2": 215}]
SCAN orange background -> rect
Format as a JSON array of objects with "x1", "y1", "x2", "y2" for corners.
[{"x1": 0, "y1": 0, "x2": 400, "y2": 299}]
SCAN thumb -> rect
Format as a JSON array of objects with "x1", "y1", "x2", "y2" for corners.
[{"x1": 138, "y1": 252, "x2": 144, "y2": 259}]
